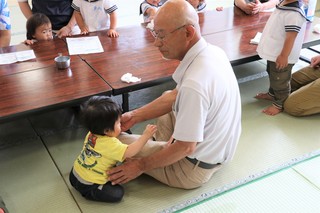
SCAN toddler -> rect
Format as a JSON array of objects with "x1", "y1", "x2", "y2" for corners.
[
  {"x1": 140, "y1": 0, "x2": 162, "y2": 23},
  {"x1": 25, "y1": 13, "x2": 53, "y2": 45},
  {"x1": 71, "y1": 0, "x2": 119, "y2": 37},
  {"x1": 69, "y1": 96, "x2": 157, "y2": 202},
  {"x1": 256, "y1": 0, "x2": 307, "y2": 115}
]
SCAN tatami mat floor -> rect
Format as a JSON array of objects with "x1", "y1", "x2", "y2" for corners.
[
  {"x1": 181, "y1": 155, "x2": 320, "y2": 213},
  {"x1": 2, "y1": 0, "x2": 320, "y2": 212}
]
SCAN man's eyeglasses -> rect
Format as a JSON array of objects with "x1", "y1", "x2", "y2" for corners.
[{"x1": 150, "y1": 24, "x2": 187, "y2": 41}]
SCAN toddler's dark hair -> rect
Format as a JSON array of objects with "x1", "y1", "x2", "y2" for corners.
[
  {"x1": 26, "y1": 13, "x2": 51, "y2": 40},
  {"x1": 81, "y1": 96, "x2": 122, "y2": 135}
]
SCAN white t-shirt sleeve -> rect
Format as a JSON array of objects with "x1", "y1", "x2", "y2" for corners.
[
  {"x1": 284, "y1": 12, "x2": 305, "y2": 33},
  {"x1": 141, "y1": 2, "x2": 153, "y2": 15},
  {"x1": 104, "y1": 0, "x2": 118, "y2": 14},
  {"x1": 173, "y1": 86, "x2": 209, "y2": 143}
]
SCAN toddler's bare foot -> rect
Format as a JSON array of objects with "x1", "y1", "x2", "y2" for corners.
[
  {"x1": 262, "y1": 105, "x2": 282, "y2": 116},
  {"x1": 254, "y1": 92, "x2": 273, "y2": 101}
]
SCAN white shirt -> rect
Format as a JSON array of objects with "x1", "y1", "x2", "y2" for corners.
[
  {"x1": 257, "y1": 2, "x2": 307, "y2": 63},
  {"x1": 140, "y1": 2, "x2": 159, "y2": 23},
  {"x1": 172, "y1": 38, "x2": 242, "y2": 164},
  {"x1": 72, "y1": 0, "x2": 117, "y2": 32}
]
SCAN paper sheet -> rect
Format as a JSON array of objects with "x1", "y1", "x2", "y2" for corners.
[
  {"x1": 250, "y1": 32, "x2": 262, "y2": 45},
  {"x1": 66, "y1": 36, "x2": 104, "y2": 55},
  {"x1": 0, "y1": 50, "x2": 36, "y2": 65}
]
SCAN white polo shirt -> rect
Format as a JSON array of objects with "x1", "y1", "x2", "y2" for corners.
[
  {"x1": 257, "y1": 1, "x2": 307, "y2": 63},
  {"x1": 172, "y1": 38, "x2": 242, "y2": 164}
]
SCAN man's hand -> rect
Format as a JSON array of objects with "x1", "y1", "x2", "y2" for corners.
[
  {"x1": 108, "y1": 158, "x2": 143, "y2": 185},
  {"x1": 121, "y1": 111, "x2": 135, "y2": 131},
  {"x1": 310, "y1": 55, "x2": 320, "y2": 68}
]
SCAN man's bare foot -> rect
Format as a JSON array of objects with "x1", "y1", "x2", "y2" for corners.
[
  {"x1": 254, "y1": 92, "x2": 273, "y2": 101},
  {"x1": 262, "y1": 105, "x2": 282, "y2": 116}
]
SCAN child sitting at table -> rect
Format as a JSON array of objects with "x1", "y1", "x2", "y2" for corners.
[
  {"x1": 140, "y1": 0, "x2": 162, "y2": 23},
  {"x1": 24, "y1": 13, "x2": 53, "y2": 45},
  {"x1": 255, "y1": 0, "x2": 307, "y2": 116},
  {"x1": 71, "y1": 0, "x2": 119, "y2": 37},
  {"x1": 69, "y1": 96, "x2": 157, "y2": 202}
]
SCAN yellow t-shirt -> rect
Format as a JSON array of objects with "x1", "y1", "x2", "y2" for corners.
[{"x1": 73, "y1": 132, "x2": 128, "y2": 184}]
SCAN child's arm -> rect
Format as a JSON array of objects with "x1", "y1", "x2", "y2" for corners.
[
  {"x1": 18, "y1": 1, "x2": 33, "y2": 19},
  {"x1": 74, "y1": 11, "x2": 89, "y2": 35},
  {"x1": 276, "y1": 31, "x2": 298, "y2": 69},
  {"x1": 108, "y1": 11, "x2": 119, "y2": 38},
  {"x1": 123, "y1": 124, "x2": 157, "y2": 158},
  {"x1": 145, "y1": 8, "x2": 157, "y2": 22}
]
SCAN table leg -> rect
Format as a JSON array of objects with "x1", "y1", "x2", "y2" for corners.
[{"x1": 122, "y1": 93, "x2": 129, "y2": 112}]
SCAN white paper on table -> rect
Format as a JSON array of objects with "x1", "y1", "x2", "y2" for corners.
[
  {"x1": 66, "y1": 36, "x2": 104, "y2": 55},
  {"x1": 0, "y1": 50, "x2": 36, "y2": 65},
  {"x1": 250, "y1": 32, "x2": 262, "y2": 45}
]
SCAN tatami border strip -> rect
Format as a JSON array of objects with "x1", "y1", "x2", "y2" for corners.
[{"x1": 159, "y1": 149, "x2": 320, "y2": 213}]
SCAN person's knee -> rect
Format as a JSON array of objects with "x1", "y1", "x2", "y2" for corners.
[
  {"x1": 284, "y1": 98, "x2": 304, "y2": 116},
  {"x1": 99, "y1": 183, "x2": 124, "y2": 203}
]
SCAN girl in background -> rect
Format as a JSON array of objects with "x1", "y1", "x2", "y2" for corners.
[{"x1": 24, "y1": 13, "x2": 53, "y2": 45}]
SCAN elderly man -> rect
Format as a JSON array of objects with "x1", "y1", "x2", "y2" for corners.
[{"x1": 108, "y1": 0, "x2": 241, "y2": 189}]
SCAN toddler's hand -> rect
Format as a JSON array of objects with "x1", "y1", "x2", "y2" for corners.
[
  {"x1": 24, "y1": 39, "x2": 35, "y2": 45},
  {"x1": 80, "y1": 25, "x2": 89, "y2": 35},
  {"x1": 216, "y1": 7, "x2": 223, "y2": 11},
  {"x1": 108, "y1": 29, "x2": 119, "y2": 38},
  {"x1": 142, "y1": 124, "x2": 157, "y2": 138}
]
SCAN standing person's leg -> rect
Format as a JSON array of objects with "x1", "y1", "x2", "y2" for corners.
[
  {"x1": 270, "y1": 62, "x2": 293, "y2": 108},
  {"x1": 263, "y1": 62, "x2": 293, "y2": 115},
  {"x1": 255, "y1": 61, "x2": 274, "y2": 100},
  {"x1": 284, "y1": 66, "x2": 320, "y2": 116}
]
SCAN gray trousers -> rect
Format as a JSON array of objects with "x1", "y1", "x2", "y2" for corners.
[
  {"x1": 284, "y1": 66, "x2": 320, "y2": 116},
  {"x1": 266, "y1": 61, "x2": 294, "y2": 109}
]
